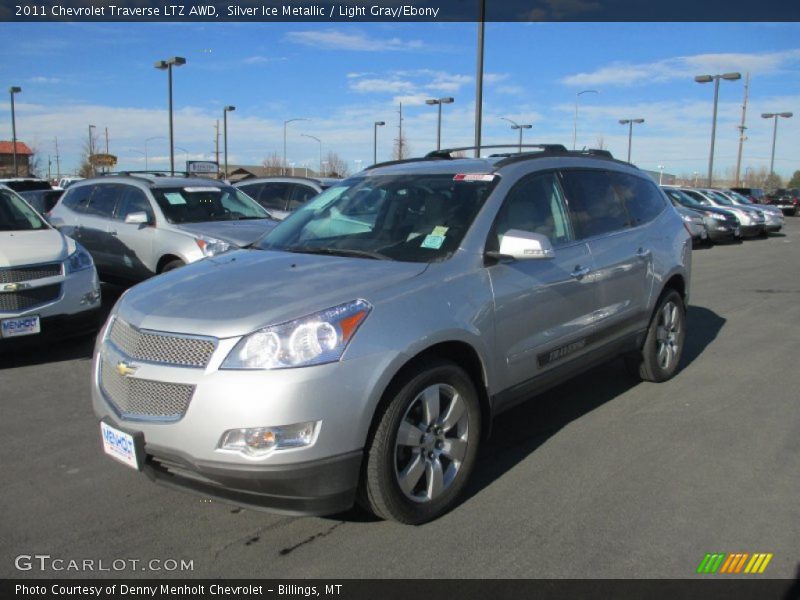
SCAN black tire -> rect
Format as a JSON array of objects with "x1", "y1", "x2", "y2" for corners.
[
  {"x1": 627, "y1": 289, "x2": 686, "y2": 383},
  {"x1": 160, "y1": 259, "x2": 185, "y2": 273},
  {"x1": 359, "y1": 359, "x2": 481, "y2": 524}
]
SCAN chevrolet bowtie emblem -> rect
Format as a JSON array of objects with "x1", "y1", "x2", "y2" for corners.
[
  {"x1": 3, "y1": 282, "x2": 30, "y2": 292},
  {"x1": 116, "y1": 361, "x2": 138, "y2": 377}
]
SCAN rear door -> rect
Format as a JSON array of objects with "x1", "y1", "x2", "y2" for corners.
[
  {"x1": 80, "y1": 184, "x2": 123, "y2": 274},
  {"x1": 488, "y1": 171, "x2": 599, "y2": 390},
  {"x1": 560, "y1": 169, "x2": 657, "y2": 345}
]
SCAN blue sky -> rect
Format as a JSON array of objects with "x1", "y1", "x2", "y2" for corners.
[{"x1": 2, "y1": 22, "x2": 799, "y2": 180}]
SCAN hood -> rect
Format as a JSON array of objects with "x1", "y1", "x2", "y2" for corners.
[
  {"x1": 173, "y1": 219, "x2": 278, "y2": 247},
  {"x1": 683, "y1": 205, "x2": 733, "y2": 218},
  {"x1": 0, "y1": 229, "x2": 74, "y2": 268},
  {"x1": 117, "y1": 249, "x2": 428, "y2": 338}
]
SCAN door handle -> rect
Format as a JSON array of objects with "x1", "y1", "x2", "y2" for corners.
[
  {"x1": 570, "y1": 265, "x2": 591, "y2": 279},
  {"x1": 635, "y1": 247, "x2": 651, "y2": 259}
]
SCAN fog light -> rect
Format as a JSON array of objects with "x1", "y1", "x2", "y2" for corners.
[
  {"x1": 218, "y1": 421, "x2": 319, "y2": 457},
  {"x1": 80, "y1": 288, "x2": 101, "y2": 305}
]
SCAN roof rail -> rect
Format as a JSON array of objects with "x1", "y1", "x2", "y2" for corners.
[
  {"x1": 425, "y1": 144, "x2": 568, "y2": 159},
  {"x1": 99, "y1": 170, "x2": 190, "y2": 178}
]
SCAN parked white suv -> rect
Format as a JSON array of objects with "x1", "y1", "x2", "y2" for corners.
[{"x1": 0, "y1": 185, "x2": 101, "y2": 345}]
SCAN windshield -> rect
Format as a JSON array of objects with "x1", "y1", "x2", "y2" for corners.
[
  {"x1": 0, "y1": 188, "x2": 48, "y2": 231},
  {"x1": 680, "y1": 189, "x2": 712, "y2": 206},
  {"x1": 256, "y1": 174, "x2": 497, "y2": 262},
  {"x1": 705, "y1": 190, "x2": 734, "y2": 206},
  {"x1": 152, "y1": 186, "x2": 270, "y2": 224},
  {"x1": 727, "y1": 190, "x2": 753, "y2": 204}
]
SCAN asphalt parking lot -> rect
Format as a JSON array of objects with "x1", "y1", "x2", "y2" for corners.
[{"x1": 2, "y1": 220, "x2": 799, "y2": 580}]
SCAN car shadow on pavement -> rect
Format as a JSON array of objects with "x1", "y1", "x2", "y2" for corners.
[
  {"x1": 458, "y1": 303, "x2": 727, "y2": 513},
  {"x1": 0, "y1": 283, "x2": 125, "y2": 370}
]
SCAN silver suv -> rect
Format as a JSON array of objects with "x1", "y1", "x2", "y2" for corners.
[
  {"x1": 49, "y1": 175, "x2": 276, "y2": 283},
  {"x1": 92, "y1": 146, "x2": 691, "y2": 524}
]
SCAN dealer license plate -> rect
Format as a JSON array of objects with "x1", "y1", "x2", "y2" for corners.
[
  {"x1": 101, "y1": 421, "x2": 143, "y2": 470},
  {"x1": 0, "y1": 315, "x2": 40, "y2": 338}
]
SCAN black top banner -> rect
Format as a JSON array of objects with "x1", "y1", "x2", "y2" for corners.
[{"x1": 2, "y1": 0, "x2": 800, "y2": 22}]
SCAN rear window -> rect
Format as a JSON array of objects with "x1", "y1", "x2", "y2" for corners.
[{"x1": 0, "y1": 189, "x2": 48, "y2": 231}]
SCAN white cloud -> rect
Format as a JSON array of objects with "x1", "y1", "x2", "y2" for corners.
[
  {"x1": 243, "y1": 56, "x2": 285, "y2": 65},
  {"x1": 562, "y1": 49, "x2": 800, "y2": 87},
  {"x1": 28, "y1": 76, "x2": 62, "y2": 84},
  {"x1": 351, "y1": 79, "x2": 416, "y2": 94},
  {"x1": 285, "y1": 29, "x2": 425, "y2": 52}
]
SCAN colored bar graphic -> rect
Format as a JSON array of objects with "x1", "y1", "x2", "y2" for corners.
[{"x1": 701, "y1": 552, "x2": 773, "y2": 575}]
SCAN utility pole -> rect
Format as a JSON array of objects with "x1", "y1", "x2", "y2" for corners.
[
  {"x1": 214, "y1": 119, "x2": 220, "y2": 170},
  {"x1": 54, "y1": 137, "x2": 61, "y2": 180},
  {"x1": 734, "y1": 72, "x2": 749, "y2": 187},
  {"x1": 104, "y1": 127, "x2": 110, "y2": 173},
  {"x1": 397, "y1": 102, "x2": 404, "y2": 160}
]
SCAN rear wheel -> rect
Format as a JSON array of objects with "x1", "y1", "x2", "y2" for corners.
[
  {"x1": 627, "y1": 289, "x2": 686, "y2": 382},
  {"x1": 160, "y1": 259, "x2": 185, "y2": 273},
  {"x1": 359, "y1": 360, "x2": 481, "y2": 524}
]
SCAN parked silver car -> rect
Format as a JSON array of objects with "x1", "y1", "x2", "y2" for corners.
[
  {"x1": 234, "y1": 176, "x2": 340, "y2": 220},
  {"x1": 93, "y1": 146, "x2": 691, "y2": 523},
  {"x1": 679, "y1": 188, "x2": 766, "y2": 237},
  {"x1": 0, "y1": 185, "x2": 101, "y2": 346},
  {"x1": 49, "y1": 175, "x2": 277, "y2": 283},
  {"x1": 717, "y1": 189, "x2": 784, "y2": 233}
]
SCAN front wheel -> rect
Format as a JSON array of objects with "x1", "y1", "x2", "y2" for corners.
[
  {"x1": 359, "y1": 360, "x2": 481, "y2": 524},
  {"x1": 628, "y1": 289, "x2": 686, "y2": 382}
]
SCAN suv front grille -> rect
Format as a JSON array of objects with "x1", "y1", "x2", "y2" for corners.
[
  {"x1": 0, "y1": 263, "x2": 62, "y2": 283},
  {"x1": 100, "y1": 359, "x2": 194, "y2": 421},
  {"x1": 0, "y1": 284, "x2": 62, "y2": 312},
  {"x1": 108, "y1": 318, "x2": 216, "y2": 368}
]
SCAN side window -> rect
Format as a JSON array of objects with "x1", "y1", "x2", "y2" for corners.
[
  {"x1": 60, "y1": 185, "x2": 94, "y2": 213},
  {"x1": 116, "y1": 186, "x2": 154, "y2": 222},
  {"x1": 257, "y1": 183, "x2": 292, "y2": 211},
  {"x1": 86, "y1": 184, "x2": 122, "y2": 218},
  {"x1": 287, "y1": 184, "x2": 318, "y2": 211},
  {"x1": 490, "y1": 172, "x2": 573, "y2": 251},
  {"x1": 610, "y1": 172, "x2": 665, "y2": 226},
  {"x1": 560, "y1": 170, "x2": 630, "y2": 239},
  {"x1": 238, "y1": 184, "x2": 261, "y2": 203}
]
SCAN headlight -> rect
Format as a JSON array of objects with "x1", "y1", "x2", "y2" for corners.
[
  {"x1": 65, "y1": 244, "x2": 94, "y2": 273},
  {"x1": 705, "y1": 212, "x2": 726, "y2": 220},
  {"x1": 222, "y1": 299, "x2": 372, "y2": 370},
  {"x1": 195, "y1": 236, "x2": 232, "y2": 257}
]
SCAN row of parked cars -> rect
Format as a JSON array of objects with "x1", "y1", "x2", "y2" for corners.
[
  {"x1": 662, "y1": 185, "x2": 787, "y2": 246},
  {"x1": 0, "y1": 147, "x2": 789, "y2": 524}
]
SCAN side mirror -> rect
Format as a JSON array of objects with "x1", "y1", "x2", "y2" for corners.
[
  {"x1": 124, "y1": 212, "x2": 150, "y2": 225},
  {"x1": 487, "y1": 229, "x2": 555, "y2": 261}
]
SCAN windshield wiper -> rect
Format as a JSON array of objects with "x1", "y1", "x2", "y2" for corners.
[{"x1": 283, "y1": 246, "x2": 392, "y2": 260}]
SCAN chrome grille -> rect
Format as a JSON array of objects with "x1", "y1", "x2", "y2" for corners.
[
  {"x1": 0, "y1": 284, "x2": 61, "y2": 312},
  {"x1": 0, "y1": 263, "x2": 62, "y2": 283},
  {"x1": 100, "y1": 359, "x2": 194, "y2": 421},
  {"x1": 109, "y1": 318, "x2": 216, "y2": 368}
]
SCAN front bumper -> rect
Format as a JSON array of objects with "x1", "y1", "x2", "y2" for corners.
[{"x1": 738, "y1": 223, "x2": 764, "y2": 238}]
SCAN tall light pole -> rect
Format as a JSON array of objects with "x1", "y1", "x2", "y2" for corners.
[
  {"x1": 658, "y1": 164, "x2": 665, "y2": 185},
  {"x1": 618, "y1": 118, "x2": 645, "y2": 163},
  {"x1": 223, "y1": 105, "x2": 235, "y2": 180},
  {"x1": 9, "y1": 86, "x2": 21, "y2": 176},
  {"x1": 301, "y1": 133, "x2": 322, "y2": 176},
  {"x1": 500, "y1": 117, "x2": 532, "y2": 153},
  {"x1": 88, "y1": 124, "x2": 96, "y2": 176},
  {"x1": 154, "y1": 56, "x2": 186, "y2": 176},
  {"x1": 474, "y1": 0, "x2": 485, "y2": 157},
  {"x1": 425, "y1": 97, "x2": 454, "y2": 150},
  {"x1": 695, "y1": 72, "x2": 741, "y2": 186},
  {"x1": 373, "y1": 121, "x2": 385, "y2": 164},
  {"x1": 573, "y1": 89, "x2": 598, "y2": 150},
  {"x1": 761, "y1": 112, "x2": 793, "y2": 176},
  {"x1": 283, "y1": 118, "x2": 308, "y2": 176}
]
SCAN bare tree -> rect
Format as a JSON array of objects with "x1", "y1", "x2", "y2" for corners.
[
  {"x1": 261, "y1": 152, "x2": 286, "y2": 169},
  {"x1": 27, "y1": 145, "x2": 43, "y2": 178},
  {"x1": 324, "y1": 151, "x2": 350, "y2": 178},
  {"x1": 392, "y1": 133, "x2": 410, "y2": 160},
  {"x1": 594, "y1": 136, "x2": 606, "y2": 150}
]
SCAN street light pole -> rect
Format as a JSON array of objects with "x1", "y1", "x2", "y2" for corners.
[
  {"x1": 9, "y1": 86, "x2": 21, "y2": 176},
  {"x1": 474, "y1": 0, "x2": 485, "y2": 158},
  {"x1": 618, "y1": 118, "x2": 644, "y2": 163},
  {"x1": 500, "y1": 117, "x2": 532, "y2": 153},
  {"x1": 658, "y1": 164, "x2": 665, "y2": 185},
  {"x1": 573, "y1": 90, "x2": 598, "y2": 150},
  {"x1": 144, "y1": 136, "x2": 165, "y2": 171},
  {"x1": 88, "y1": 124, "x2": 96, "y2": 176},
  {"x1": 425, "y1": 97, "x2": 454, "y2": 150},
  {"x1": 154, "y1": 56, "x2": 186, "y2": 176},
  {"x1": 761, "y1": 112, "x2": 793, "y2": 176},
  {"x1": 373, "y1": 121, "x2": 385, "y2": 164},
  {"x1": 301, "y1": 133, "x2": 322, "y2": 176},
  {"x1": 283, "y1": 118, "x2": 308, "y2": 176},
  {"x1": 223, "y1": 105, "x2": 235, "y2": 180},
  {"x1": 695, "y1": 72, "x2": 741, "y2": 186}
]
